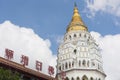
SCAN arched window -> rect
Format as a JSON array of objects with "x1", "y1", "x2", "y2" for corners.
[
  {"x1": 69, "y1": 62, "x2": 71, "y2": 68},
  {"x1": 71, "y1": 77, "x2": 74, "y2": 80},
  {"x1": 76, "y1": 77, "x2": 80, "y2": 80},
  {"x1": 65, "y1": 62, "x2": 68, "y2": 69},
  {"x1": 90, "y1": 77, "x2": 94, "y2": 80},
  {"x1": 72, "y1": 61, "x2": 74, "y2": 67},
  {"x1": 62, "y1": 64, "x2": 64, "y2": 70},
  {"x1": 82, "y1": 75, "x2": 88, "y2": 80},
  {"x1": 82, "y1": 60, "x2": 86, "y2": 67}
]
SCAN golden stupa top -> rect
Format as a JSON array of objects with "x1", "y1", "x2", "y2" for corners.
[{"x1": 67, "y1": 4, "x2": 88, "y2": 32}]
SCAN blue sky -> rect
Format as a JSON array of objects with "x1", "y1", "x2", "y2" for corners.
[{"x1": 0, "y1": 0, "x2": 120, "y2": 53}]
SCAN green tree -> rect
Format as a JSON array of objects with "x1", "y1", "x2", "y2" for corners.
[{"x1": 0, "y1": 67, "x2": 20, "y2": 80}]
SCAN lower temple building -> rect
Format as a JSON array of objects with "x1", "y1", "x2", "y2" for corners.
[{"x1": 0, "y1": 57, "x2": 55, "y2": 80}]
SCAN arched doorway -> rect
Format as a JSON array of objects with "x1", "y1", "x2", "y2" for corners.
[
  {"x1": 71, "y1": 77, "x2": 74, "y2": 80},
  {"x1": 82, "y1": 75, "x2": 88, "y2": 80},
  {"x1": 76, "y1": 77, "x2": 80, "y2": 80},
  {"x1": 65, "y1": 77, "x2": 69, "y2": 80},
  {"x1": 90, "y1": 77, "x2": 94, "y2": 80}
]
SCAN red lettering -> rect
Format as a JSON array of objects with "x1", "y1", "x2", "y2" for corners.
[
  {"x1": 21, "y1": 55, "x2": 29, "y2": 67},
  {"x1": 5, "y1": 49, "x2": 14, "y2": 60},
  {"x1": 36, "y1": 61, "x2": 42, "y2": 71},
  {"x1": 48, "y1": 66, "x2": 54, "y2": 75}
]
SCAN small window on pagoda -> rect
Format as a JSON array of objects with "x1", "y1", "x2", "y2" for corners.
[
  {"x1": 72, "y1": 61, "x2": 74, "y2": 67},
  {"x1": 88, "y1": 36, "x2": 90, "y2": 39},
  {"x1": 82, "y1": 60, "x2": 86, "y2": 67},
  {"x1": 74, "y1": 34, "x2": 77, "y2": 37},
  {"x1": 92, "y1": 62, "x2": 95, "y2": 66},
  {"x1": 79, "y1": 60, "x2": 81, "y2": 67},
  {"x1": 69, "y1": 35, "x2": 71, "y2": 40},
  {"x1": 98, "y1": 64, "x2": 100, "y2": 69},
  {"x1": 59, "y1": 66, "x2": 61, "y2": 71},
  {"x1": 79, "y1": 34, "x2": 81, "y2": 37},
  {"x1": 69, "y1": 62, "x2": 71, "y2": 68},
  {"x1": 74, "y1": 49, "x2": 77, "y2": 54},
  {"x1": 87, "y1": 39, "x2": 89, "y2": 42},
  {"x1": 62, "y1": 64, "x2": 64, "y2": 70},
  {"x1": 87, "y1": 61, "x2": 89, "y2": 67},
  {"x1": 66, "y1": 37, "x2": 67, "y2": 40},
  {"x1": 65, "y1": 62, "x2": 68, "y2": 69}
]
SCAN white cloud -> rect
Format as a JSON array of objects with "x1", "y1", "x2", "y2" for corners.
[
  {"x1": 47, "y1": 34, "x2": 64, "y2": 46},
  {"x1": 56, "y1": 35, "x2": 64, "y2": 45},
  {"x1": 45, "y1": 39, "x2": 51, "y2": 48},
  {"x1": 114, "y1": 19, "x2": 120, "y2": 27},
  {"x1": 91, "y1": 31, "x2": 120, "y2": 80},
  {"x1": 0, "y1": 21, "x2": 57, "y2": 76},
  {"x1": 85, "y1": 0, "x2": 120, "y2": 17}
]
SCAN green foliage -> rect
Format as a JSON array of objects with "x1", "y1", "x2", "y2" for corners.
[{"x1": 0, "y1": 67, "x2": 20, "y2": 80}]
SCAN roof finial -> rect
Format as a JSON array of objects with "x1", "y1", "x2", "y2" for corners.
[
  {"x1": 66, "y1": 2, "x2": 88, "y2": 32},
  {"x1": 74, "y1": 2, "x2": 77, "y2": 7}
]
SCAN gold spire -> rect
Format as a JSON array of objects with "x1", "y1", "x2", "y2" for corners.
[{"x1": 67, "y1": 3, "x2": 88, "y2": 32}]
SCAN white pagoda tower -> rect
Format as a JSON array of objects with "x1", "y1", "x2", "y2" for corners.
[{"x1": 56, "y1": 3, "x2": 106, "y2": 80}]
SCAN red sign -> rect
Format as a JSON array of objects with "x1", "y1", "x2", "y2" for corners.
[
  {"x1": 5, "y1": 49, "x2": 14, "y2": 60},
  {"x1": 3, "y1": 48, "x2": 55, "y2": 75},
  {"x1": 48, "y1": 66, "x2": 54, "y2": 76},
  {"x1": 21, "y1": 55, "x2": 29, "y2": 67},
  {"x1": 36, "y1": 60, "x2": 42, "y2": 71}
]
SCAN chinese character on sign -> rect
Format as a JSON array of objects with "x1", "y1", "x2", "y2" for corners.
[
  {"x1": 48, "y1": 66, "x2": 54, "y2": 76},
  {"x1": 21, "y1": 55, "x2": 29, "y2": 67},
  {"x1": 60, "y1": 71, "x2": 66, "y2": 80},
  {"x1": 5, "y1": 48, "x2": 14, "y2": 60},
  {"x1": 36, "y1": 60, "x2": 42, "y2": 71}
]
